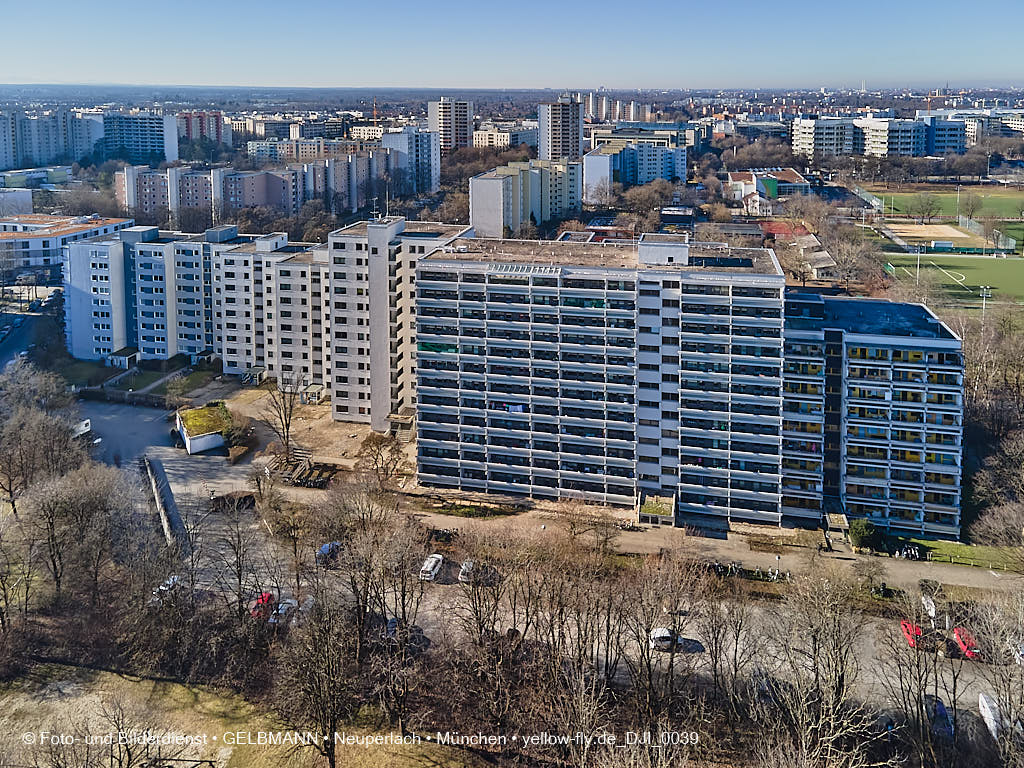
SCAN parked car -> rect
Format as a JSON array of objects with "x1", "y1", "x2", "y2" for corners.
[
  {"x1": 419, "y1": 554, "x2": 443, "y2": 582},
  {"x1": 249, "y1": 591, "x2": 277, "y2": 620},
  {"x1": 268, "y1": 598, "x2": 299, "y2": 626},
  {"x1": 923, "y1": 694, "x2": 954, "y2": 741},
  {"x1": 12, "y1": 317, "x2": 24, "y2": 328},
  {"x1": 649, "y1": 628, "x2": 704, "y2": 654},
  {"x1": 316, "y1": 541, "x2": 342, "y2": 567},
  {"x1": 901, "y1": 620, "x2": 924, "y2": 648},
  {"x1": 954, "y1": 627, "x2": 981, "y2": 660}
]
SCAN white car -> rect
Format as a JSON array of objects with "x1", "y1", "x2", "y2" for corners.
[
  {"x1": 419, "y1": 554, "x2": 443, "y2": 582},
  {"x1": 268, "y1": 598, "x2": 299, "y2": 626},
  {"x1": 147, "y1": 575, "x2": 183, "y2": 606},
  {"x1": 649, "y1": 628, "x2": 705, "y2": 654},
  {"x1": 458, "y1": 559, "x2": 475, "y2": 584}
]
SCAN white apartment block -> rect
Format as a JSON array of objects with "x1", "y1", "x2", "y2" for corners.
[
  {"x1": 1, "y1": 213, "x2": 132, "y2": 280},
  {"x1": 538, "y1": 95, "x2": 584, "y2": 161},
  {"x1": 64, "y1": 218, "x2": 468, "y2": 432},
  {"x1": 472, "y1": 126, "x2": 538, "y2": 148},
  {"x1": 469, "y1": 159, "x2": 582, "y2": 238},
  {"x1": 381, "y1": 128, "x2": 441, "y2": 195},
  {"x1": 793, "y1": 116, "x2": 966, "y2": 158},
  {"x1": 413, "y1": 237, "x2": 964, "y2": 536},
  {"x1": 583, "y1": 143, "x2": 686, "y2": 202},
  {"x1": 0, "y1": 109, "x2": 104, "y2": 170},
  {"x1": 428, "y1": 98, "x2": 474, "y2": 155}
]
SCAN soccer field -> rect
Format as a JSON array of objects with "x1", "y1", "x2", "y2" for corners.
[
  {"x1": 864, "y1": 184, "x2": 1024, "y2": 219},
  {"x1": 886, "y1": 254, "x2": 1024, "y2": 302}
]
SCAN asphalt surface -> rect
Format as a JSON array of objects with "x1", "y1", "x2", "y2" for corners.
[{"x1": 0, "y1": 312, "x2": 38, "y2": 369}]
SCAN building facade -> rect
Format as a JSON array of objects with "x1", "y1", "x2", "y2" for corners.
[
  {"x1": 177, "y1": 112, "x2": 233, "y2": 147},
  {"x1": 469, "y1": 159, "x2": 582, "y2": 237},
  {"x1": 428, "y1": 98, "x2": 474, "y2": 156},
  {"x1": 413, "y1": 236, "x2": 964, "y2": 537},
  {"x1": 381, "y1": 128, "x2": 441, "y2": 194},
  {"x1": 1, "y1": 213, "x2": 132, "y2": 280},
  {"x1": 538, "y1": 95, "x2": 584, "y2": 161},
  {"x1": 102, "y1": 113, "x2": 179, "y2": 164}
]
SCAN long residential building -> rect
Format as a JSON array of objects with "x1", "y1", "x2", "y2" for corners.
[
  {"x1": 176, "y1": 112, "x2": 233, "y2": 147},
  {"x1": 61, "y1": 217, "x2": 964, "y2": 537},
  {"x1": 1, "y1": 213, "x2": 133, "y2": 279},
  {"x1": 102, "y1": 113, "x2": 179, "y2": 164},
  {"x1": 246, "y1": 137, "x2": 377, "y2": 162},
  {"x1": 413, "y1": 235, "x2": 963, "y2": 537},
  {"x1": 473, "y1": 126, "x2": 539, "y2": 148},
  {"x1": 469, "y1": 158, "x2": 582, "y2": 237},
  {"x1": 0, "y1": 109, "x2": 105, "y2": 170},
  {"x1": 63, "y1": 218, "x2": 468, "y2": 432},
  {"x1": 792, "y1": 116, "x2": 966, "y2": 158}
]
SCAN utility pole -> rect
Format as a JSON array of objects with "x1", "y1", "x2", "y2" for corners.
[{"x1": 981, "y1": 285, "x2": 992, "y2": 326}]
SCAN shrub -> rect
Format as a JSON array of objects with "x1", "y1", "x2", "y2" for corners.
[
  {"x1": 228, "y1": 445, "x2": 250, "y2": 465},
  {"x1": 848, "y1": 518, "x2": 878, "y2": 549}
]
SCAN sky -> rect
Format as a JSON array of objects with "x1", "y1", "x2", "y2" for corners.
[{"x1": 3, "y1": 0, "x2": 1023, "y2": 90}]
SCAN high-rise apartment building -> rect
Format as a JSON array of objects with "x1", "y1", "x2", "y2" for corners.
[
  {"x1": 538, "y1": 95, "x2": 583, "y2": 161},
  {"x1": 381, "y1": 128, "x2": 441, "y2": 194},
  {"x1": 0, "y1": 109, "x2": 105, "y2": 170},
  {"x1": 428, "y1": 98, "x2": 474, "y2": 156},
  {"x1": 64, "y1": 218, "x2": 468, "y2": 432},
  {"x1": 414, "y1": 236, "x2": 963, "y2": 537},
  {"x1": 102, "y1": 113, "x2": 179, "y2": 164},
  {"x1": 176, "y1": 111, "x2": 233, "y2": 147},
  {"x1": 469, "y1": 159, "x2": 582, "y2": 237},
  {"x1": 582, "y1": 143, "x2": 686, "y2": 202}
]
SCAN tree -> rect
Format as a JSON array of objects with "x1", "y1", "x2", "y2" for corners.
[
  {"x1": 263, "y1": 373, "x2": 302, "y2": 460},
  {"x1": 847, "y1": 518, "x2": 878, "y2": 549},
  {"x1": 357, "y1": 432, "x2": 406, "y2": 488},
  {"x1": 910, "y1": 192, "x2": 942, "y2": 223},
  {"x1": 277, "y1": 594, "x2": 359, "y2": 768},
  {"x1": 960, "y1": 191, "x2": 983, "y2": 221}
]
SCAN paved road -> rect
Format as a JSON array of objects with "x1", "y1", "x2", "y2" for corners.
[
  {"x1": 0, "y1": 312, "x2": 38, "y2": 369},
  {"x1": 79, "y1": 400, "x2": 176, "y2": 465}
]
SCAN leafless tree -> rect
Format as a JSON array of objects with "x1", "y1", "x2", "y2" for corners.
[
  {"x1": 263, "y1": 372, "x2": 302, "y2": 460},
  {"x1": 356, "y1": 432, "x2": 407, "y2": 488},
  {"x1": 961, "y1": 192, "x2": 983, "y2": 221}
]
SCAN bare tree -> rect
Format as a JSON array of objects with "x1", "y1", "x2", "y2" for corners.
[
  {"x1": 263, "y1": 373, "x2": 302, "y2": 460},
  {"x1": 960, "y1": 191, "x2": 983, "y2": 221},
  {"x1": 356, "y1": 432, "x2": 407, "y2": 488}
]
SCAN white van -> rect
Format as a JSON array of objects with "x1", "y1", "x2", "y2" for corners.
[{"x1": 419, "y1": 554, "x2": 443, "y2": 582}]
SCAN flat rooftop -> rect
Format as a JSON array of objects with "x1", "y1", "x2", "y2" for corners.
[
  {"x1": 424, "y1": 237, "x2": 781, "y2": 275},
  {"x1": 0, "y1": 214, "x2": 131, "y2": 240},
  {"x1": 332, "y1": 218, "x2": 468, "y2": 239},
  {"x1": 785, "y1": 293, "x2": 956, "y2": 339}
]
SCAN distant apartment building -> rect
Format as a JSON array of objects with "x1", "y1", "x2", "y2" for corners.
[
  {"x1": 381, "y1": 128, "x2": 441, "y2": 194},
  {"x1": 230, "y1": 118, "x2": 293, "y2": 139},
  {"x1": 916, "y1": 108, "x2": 1024, "y2": 146},
  {"x1": 0, "y1": 166, "x2": 72, "y2": 189},
  {"x1": 472, "y1": 126, "x2": 539, "y2": 148},
  {"x1": 176, "y1": 111, "x2": 233, "y2": 147},
  {"x1": 289, "y1": 119, "x2": 349, "y2": 140},
  {"x1": 1, "y1": 213, "x2": 132, "y2": 279},
  {"x1": 428, "y1": 98, "x2": 474, "y2": 156},
  {"x1": 413, "y1": 236, "x2": 964, "y2": 537},
  {"x1": 583, "y1": 143, "x2": 686, "y2": 202},
  {"x1": 589, "y1": 122, "x2": 709, "y2": 153},
  {"x1": 538, "y1": 95, "x2": 584, "y2": 160},
  {"x1": 581, "y1": 93, "x2": 653, "y2": 123},
  {"x1": 0, "y1": 109, "x2": 104, "y2": 170},
  {"x1": 792, "y1": 116, "x2": 966, "y2": 158},
  {"x1": 63, "y1": 217, "x2": 468, "y2": 432},
  {"x1": 469, "y1": 158, "x2": 582, "y2": 237},
  {"x1": 350, "y1": 125, "x2": 386, "y2": 141},
  {"x1": 102, "y1": 113, "x2": 179, "y2": 164},
  {"x1": 246, "y1": 137, "x2": 377, "y2": 163}
]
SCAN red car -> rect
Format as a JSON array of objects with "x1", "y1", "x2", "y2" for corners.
[
  {"x1": 249, "y1": 591, "x2": 277, "y2": 620},
  {"x1": 953, "y1": 627, "x2": 980, "y2": 660},
  {"x1": 901, "y1": 620, "x2": 924, "y2": 648}
]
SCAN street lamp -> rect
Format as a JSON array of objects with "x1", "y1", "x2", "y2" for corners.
[{"x1": 980, "y1": 285, "x2": 992, "y2": 326}]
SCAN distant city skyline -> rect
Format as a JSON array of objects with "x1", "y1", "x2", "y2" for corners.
[{"x1": 4, "y1": 0, "x2": 1023, "y2": 91}]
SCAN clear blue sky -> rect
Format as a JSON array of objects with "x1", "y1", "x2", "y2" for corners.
[{"x1": 5, "y1": 0, "x2": 1022, "y2": 89}]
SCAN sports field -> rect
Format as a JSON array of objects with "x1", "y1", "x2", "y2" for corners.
[
  {"x1": 886, "y1": 253, "x2": 1024, "y2": 302},
  {"x1": 885, "y1": 221, "x2": 987, "y2": 248},
  {"x1": 863, "y1": 183, "x2": 1024, "y2": 219}
]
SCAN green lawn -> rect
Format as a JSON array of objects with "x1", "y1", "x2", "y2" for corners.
[
  {"x1": 889, "y1": 535, "x2": 1016, "y2": 570},
  {"x1": 55, "y1": 359, "x2": 117, "y2": 388},
  {"x1": 110, "y1": 369, "x2": 167, "y2": 391},
  {"x1": 151, "y1": 368, "x2": 216, "y2": 396},
  {"x1": 864, "y1": 184, "x2": 1024, "y2": 219},
  {"x1": 886, "y1": 253, "x2": 1024, "y2": 302}
]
